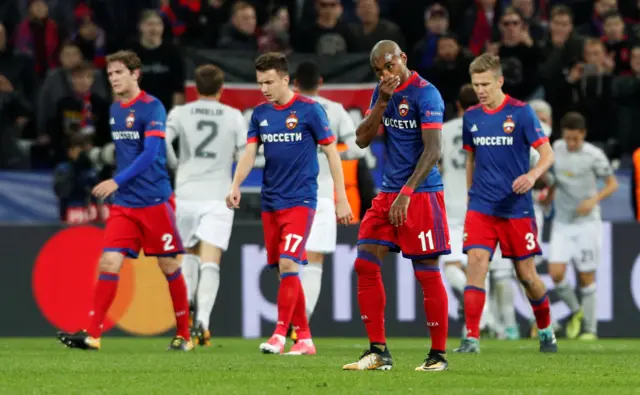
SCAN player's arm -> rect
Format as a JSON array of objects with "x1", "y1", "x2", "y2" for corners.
[
  {"x1": 355, "y1": 76, "x2": 399, "y2": 148},
  {"x1": 591, "y1": 151, "x2": 619, "y2": 203},
  {"x1": 234, "y1": 110, "x2": 265, "y2": 168},
  {"x1": 461, "y1": 114, "x2": 475, "y2": 191},
  {"x1": 513, "y1": 105, "x2": 554, "y2": 194},
  {"x1": 406, "y1": 128, "x2": 441, "y2": 189},
  {"x1": 227, "y1": 112, "x2": 260, "y2": 208},
  {"x1": 465, "y1": 151, "x2": 475, "y2": 191}
]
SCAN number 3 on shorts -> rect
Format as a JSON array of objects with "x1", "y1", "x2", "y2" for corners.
[
  {"x1": 525, "y1": 232, "x2": 535, "y2": 251},
  {"x1": 162, "y1": 233, "x2": 175, "y2": 251}
]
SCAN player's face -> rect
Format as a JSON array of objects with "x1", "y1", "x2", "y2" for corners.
[
  {"x1": 107, "y1": 61, "x2": 140, "y2": 96},
  {"x1": 535, "y1": 110, "x2": 551, "y2": 126},
  {"x1": 371, "y1": 53, "x2": 408, "y2": 81},
  {"x1": 256, "y1": 69, "x2": 290, "y2": 103},
  {"x1": 471, "y1": 71, "x2": 504, "y2": 105},
  {"x1": 562, "y1": 129, "x2": 586, "y2": 152}
]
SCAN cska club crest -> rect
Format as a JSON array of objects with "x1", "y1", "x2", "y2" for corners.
[
  {"x1": 126, "y1": 112, "x2": 135, "y2": 129},
  {"x1": 503, "y1": 115, "x2": 515, "y2": 134},
  {"x1": 285, "y1": 112, "x2": 298, "y2": 130},
  {"x1": 398, "y1": 98, "x2": 410, "y2": 117}
]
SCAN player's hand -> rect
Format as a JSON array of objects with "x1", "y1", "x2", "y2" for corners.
[
  {"x1": 512, "y1": 172, "x2": 536, "y2": 195},
  {"x1": 226, "y1": 185, "x2": 241, "y2": 209},
  {"x1": 389, "y1": 194, "x2": 410, "y2": 227},
  {"x1": 335, "y1": 198, "x2": 354, "y2": 225},
  {"x1": 92, "y1": 179, "x2": 119, "y2": 199},
  {"x1": 576, "y1": 197, "x2": 597, "y2": 217},
  {"x1": 378, "y1": 75, "x2": 401, "y2": 103}
]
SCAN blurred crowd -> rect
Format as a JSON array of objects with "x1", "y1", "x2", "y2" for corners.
[{"x1": 0, "y1": 0, "x2": 638, "y2": 211}]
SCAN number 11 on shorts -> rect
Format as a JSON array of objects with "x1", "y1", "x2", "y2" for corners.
[{"x1": 418, "y1": 230, "x2": 434, "y2": 251}]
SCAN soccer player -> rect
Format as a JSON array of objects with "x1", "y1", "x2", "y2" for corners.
[
  {"x1": 226, "y1": 52, "x2": 353, "y2": 355},
  {"x1": 342, "y1": 40, "x2": 450, "y2": 372},
  {"x1": 440, "y1": 84, "x2": 502, "y2": 338},
  {"x1": 57, "y1": 50, "x2": 192, "y2": 351},
  {"x1": 293, "y1": 61, "x2": 366, "y2": 320},
  {"x1": 546, "y1": 112, "x2": 618, "y2": 340},
  {"x1": 165, "y1": 64, "x2": 248, "y2": 346},
  {"x1": 455, "y1": 53, "x2": 557, "y2": 353}
]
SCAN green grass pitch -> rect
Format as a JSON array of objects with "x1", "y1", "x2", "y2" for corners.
[{"x1": 1, "y1": 338, "x2": 639, "y2": 395}]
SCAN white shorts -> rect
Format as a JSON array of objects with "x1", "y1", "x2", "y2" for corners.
[
  {"x1": 440, "y1": 223, "x2": 467, "y2": 265},
  {"x1": 176, "y1": 200, "x2": 234, "y2": 251},
  {"x1": 549, "y1": 220, "x2": 602, "y2": 272},
  {"x1": 306, "y1": 197, "x2": 337, "y2": 253}
]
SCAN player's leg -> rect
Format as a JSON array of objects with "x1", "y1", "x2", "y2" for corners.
[
  {"x1": 260, "y1": 207, "x2": 316, "y2": 355},
  {"x1": 141, "y1": 202, "x2": 192, "y2": 351},
  {"x1": 490, "y1": 256, "x2": 519, "y2": 340},
  {"x1": 175, "y1": 199, "x2": 201, "y2": 326},
  {"x1": 302, "y1": 197, "x2": 336, "y2": 319},
  {"x1": 575, "y1": 221, "x2": 602, "y2": 340},
  {"x1": 192, "y1": 201, "x2": 233, "y2": 345},
  {"x1": 343, "y1": 193, "x2": 395, "y2": 371},
  {"x1": 58, "y1": 206, "x2": 140, "y2": 350},
  {"x1": 548, "y1": 222, "x2": 582, "y2": 338},
  {"x1": 455, "y1": 210, "x2": 499, "y2": 353},
  {"x1": 499, "y1": 217, "x2": 557, "y2": 352}
]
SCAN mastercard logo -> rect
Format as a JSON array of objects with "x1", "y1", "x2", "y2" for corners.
[{"x1": 32, "y1": 226, "x2": 178, "y2": 336}]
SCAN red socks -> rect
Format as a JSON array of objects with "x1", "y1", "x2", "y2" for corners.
[
  {"x1": 87, "y1": 272, "x2": 119, "y2": 338},
  {"x1": 413, "y1": 264, "x2": 448, "y2": 353},
  {"x1": 529, "y1": 293, "x2": 551, "y2": 329},
  {"x1": 463, "y1": 286, "x2": 486, "y2": 339},
  {"x1": 355, "y1": 251, "x2": 386, "y2": 344},
  {"x1": 166, "y1": 268, "x2": 191, "y2": 340},
  {"x1": 274, "y1": 273, "x2": 301, "y2": 337},
  {"x1": 290, "y1": 278, "x2": 311, "y2": 340}
]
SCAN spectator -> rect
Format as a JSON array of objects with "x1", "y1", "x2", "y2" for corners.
[
  {"x1": 218, "y1": 1, "x2": 258, "y2": 51},
  {"x1": 0, "y1": 1, "x2": 21, "y2": 40},
  {"x1": 44, "y1": 63, "x2": 110, "y2": 166},
  {"x1": 89, "y1": 0, "x2": 160, "y2": 52},
  {"x1": 129, "y1": 10, "x2": 186, "y2": 111},
  {"x1": 460, "y1": 0, "x2": 502, "y2": 56},
  {"x1": 295, "y1": 0, "x2": 358, "y2": 55},
  {"x1": 412, "y1": 4, "x2": 449, "y2": 72},
  {"x1": 18, "y1": 0, "x2": 76, "y2": 37},
  {"x1": 14, "y1": 0, "x2": 60, "y2": 80},
  {"x1": 602, "y1": 10, "x2": 634, "y2": 76},
  {"x1": 511, "y1": 0, "x2": 546, "y2": 43},
  {"x1": 612, "y1": 46, "x2": 640, "y2": 154},
  {"x1": 578, "y1": 0, "x2": 618, "y2": 37},
  {"x1": 258, "y1": 6, "x2": 292, "y2": 54},
  {"x1": 52, "y1": 133, "x2": 101, "y2": 224},
  {"x1": 72, "y1": 3, "x2": 107, "y2": 69},
  {"x1": 423, "y1": 33, "x2": 473, "y2": 120},
  {"x1": 0, "y1": 74, "x2": 31, "y2": 169},
  {"x1": 172, "y1": 0, "x2": 231, "y2": 47},
  {"x1": 567, "y1": 38, "x2": 616, "y2": 150},
  {"x1": 350, "y1": 0, "x2": 404, "y2": 53},
  {"x1": 0, "y1": 23, "x2": 37, "y2": 104},
  {"x1": 386, "y1": 0, "x2": 434, "y2": 51},
  {"x1": 540, "y1": 5, "x2": 585, "y2": 135},
  {"x1": 494, "y1": 7, "x2": 545, "y2": 101}
]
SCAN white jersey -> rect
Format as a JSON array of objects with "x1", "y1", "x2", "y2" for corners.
[
  {"x1": 310, "y1": 95, "x2": 364, "y2": 199},
  {"x1": 440, "y1": 117, "x2": 467, "y2": 227},
  {"x1": 166, "y1": 99, "x2": 247, "y2": 201},
  {"x1": 530, "y1": 121, "x2": 551, "y2": 213}
]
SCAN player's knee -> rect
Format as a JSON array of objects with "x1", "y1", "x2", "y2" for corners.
[
  {"x1": 548, "y1": 264, "x2": 566, "y2": 284},
  {"x1": 578, "y1": 271, "x2": 595, "y2": 287},
  {"x1": 158, "y1": 256, "x2": 180, "y2": 275},
  {"x1": 467, "y1": 249, "x2": 490, "y2": 267},
  {"x1": 278, "y1": 258, "x2": 297, "y2": 273},
  {"x1": 354, "y1": 248, "x2": 382, "y2": 274},
  {"x1": 99, "y1": 252, "x2": 124, "y2": 273},
  {"x1": 515, "y1": 267, "x2": 537, "y2": 290}
]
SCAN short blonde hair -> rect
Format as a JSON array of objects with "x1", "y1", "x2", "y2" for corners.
[{"x1": 469, "y1": 53, "x2": 503, "y2": 76}]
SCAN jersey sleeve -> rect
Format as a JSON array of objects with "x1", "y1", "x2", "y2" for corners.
[
  {"x1": 418, "y1": 85, "x2": 444, "y2": 129},
  {"x1": 592, "y1": 148, "x2": 613, "y2": 179},
  {"x1": 247, "y1": 109, "x2": 259, "y2": 144},
  {"x1": 364, "y1": 84, "x2": 380, "y2": 116},
  {"x1": 165, "y1": 106, "x2": 182, "y2": 143},
  {"x1": 309, "y1": 102, "x2": 336, "y2": 145},
  {"x1": 234, "y1": 109, "x2": 248, "y2": 150},
  {"x1": 462, "y1": 113, "x2": 474, "y2": 152},
  {"x1": 522, "y1": 105, "x2": 549, "y2": 148},
  {"x1": 144, "y1": 102, "x2": 167, "y2": 138}
]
